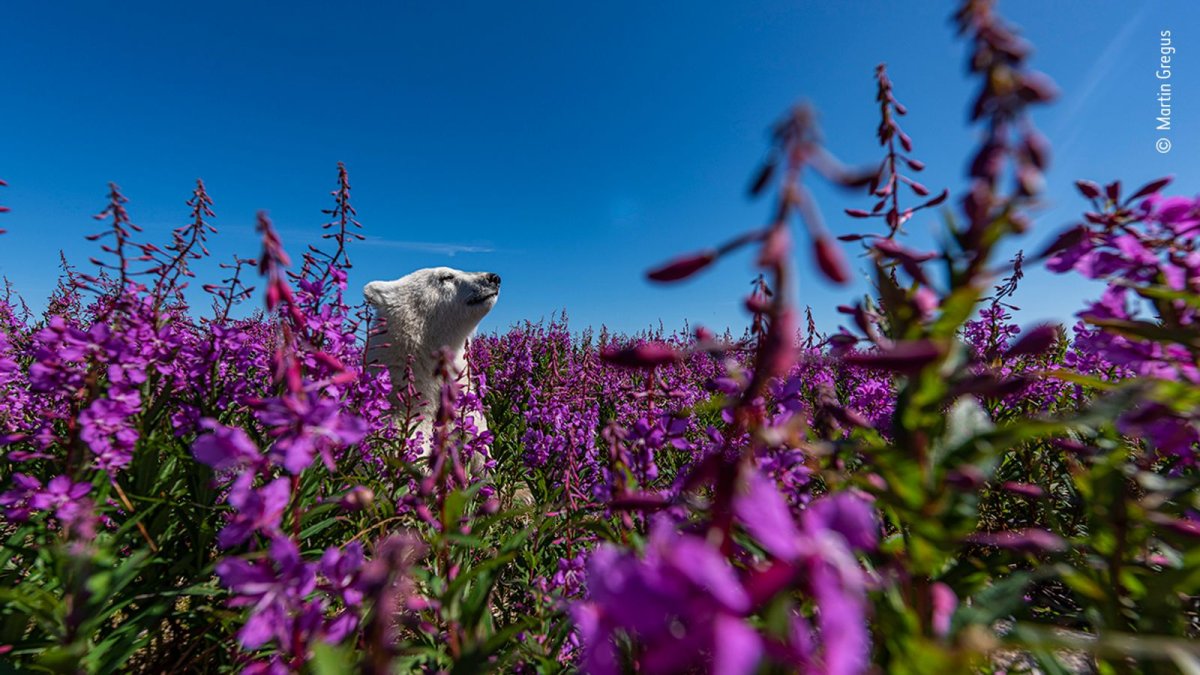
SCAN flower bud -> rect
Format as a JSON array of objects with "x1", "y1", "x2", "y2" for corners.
[
  {"x1": 843, "y1": 339, "x2": 943, "y2": 373},
  {"x1": 968, "y1": 528, "x2": 1065, "y2": 553},
  {"x1": 1002, "y1": 482, "x2": 1044, "y2": 499},
  {"x1": 747, "y1": 160, "x2": 776, "y2": 197},
  {"x1": 339, "y1": 486, "x2": 375, "y2": 511},
  {"x1": 1127, "y1": 176, "x2": 1173, "y2": 203},
  {"x1": 758, "y1": 225, "x2": 791, "y2": 269},
  {"x1": 1074, "y1": 180, "x2": 1102, "y2": 200},
  {"x1": 1003, "y1": 324, "x2": 1059, "y2": 358},
  {"x1": 647, "y1": 251, "x2": 716, "y2": 282},
  {"x1": 814, "y1": 236, "x2": 850, "y2": 284},
  {"x1": 601, "y1": 342, "x2": 682, "y2": 368}
]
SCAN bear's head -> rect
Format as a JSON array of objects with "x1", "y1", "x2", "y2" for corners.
[{"x1": 363, "y1": 267, "x2": 501, "y2": 353}]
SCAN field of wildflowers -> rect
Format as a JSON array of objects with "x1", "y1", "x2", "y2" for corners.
[{"x1": 2, "y1": 1, "x2": 1200, "y2": 673}]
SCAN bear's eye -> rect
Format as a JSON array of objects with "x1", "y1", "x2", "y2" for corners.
[{"x1": 438, "y1": 274, "x2": 454, "y2": 283}]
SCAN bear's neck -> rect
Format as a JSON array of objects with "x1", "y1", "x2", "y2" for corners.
[
  {"x1": 408, "y1": 337, "x2": 470, "y2": 406},
  {"x1": 369, "y1": 329, "x2": 472, "y2": 418}
]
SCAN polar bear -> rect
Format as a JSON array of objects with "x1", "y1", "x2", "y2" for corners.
[{"x1": 363, "y1": 267, "x2": 500, "y2": 443}]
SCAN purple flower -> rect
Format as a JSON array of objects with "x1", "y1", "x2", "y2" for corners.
[
  {"x1": 0, "y1": 332, "x2": 17, "y2": 380},
  {"x1": 734, "y1": 470, "x2": 805, "y2": 560},
  {"x1": 1145, "y1": 194, "x2": 1200, "y2": 236},
  {"x1": 193, "y1": 418, "x2": 263, "y2": 471},
  {"x1": 79, "y1": 394, "x2": 142, "y2": 472},
  {"x1": 218, "y1": 474, "x2": 291, "y2": 548},
  {"x1": 319, "y1": 541, "x2": 366, "y2": 607},
  {"x1": 255, "y1": 393, "x2": 368, "y2": 474},
  {"x1": 0, "y1": 474, "x2": 97, "y2": 539},
  {"x1": 810, "y1": 553, "x2": 869, "y2": 675},
  {"x1": 574, "y1": 520, "x2": 759, "y2": 675},
  {"x1": 0, "y1": 473, "x2": 42, "y2": 521},
  {"x1": 803, "y1": 491, "x2": 880, "y2": 553},
  {"x1": 216, "y1": 536, "x2": 318, "y2": 651},
  {"x1": 29, "y1": 475, "x2": 91, "y2": 512},
  {"x1": 733, "y1": 469, "x2": 874, "y2": 672}
]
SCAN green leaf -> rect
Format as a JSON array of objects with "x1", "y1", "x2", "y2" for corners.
[
  {"x1": 444, "y1": 551, "x2": 516, "y2": 613},
  {"x1": 310, "y1": 640, "x2": 357, "y2": 675}
]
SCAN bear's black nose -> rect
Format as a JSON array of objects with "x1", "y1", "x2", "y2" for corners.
[{"x1": 485, "y1": 273, "x2": 501, "y2": 286}]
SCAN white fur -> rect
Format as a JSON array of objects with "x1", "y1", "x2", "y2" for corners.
[{"x1": 363, "y1": 267, "x2": 500, "y2": 437}]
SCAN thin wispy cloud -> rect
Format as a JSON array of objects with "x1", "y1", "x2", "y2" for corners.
[
  {"x1": 358, "y1": 236, "x2": 495, "y2": 257},
  {"x1": 1051, "y1": 5, "x2": 1148, "y2": 159}
]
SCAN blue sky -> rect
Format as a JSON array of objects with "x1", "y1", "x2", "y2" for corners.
[{"x1": 1, "y1": 1, "x2": 1195, "y2": 336}]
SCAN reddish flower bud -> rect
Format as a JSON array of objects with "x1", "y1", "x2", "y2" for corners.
[
  {"x1": 873, "y1": 238, "x2": 935, "y2": 285},
  {"x1": 744, "y1": 294, "x2": 771, "y2": 314},
  {"x1": 1023, "y1": 131, "x2": 1051, "y2": 170},
  {"x1": 761, "y1": 307, "x2": 797, "y2": 378},
  {"x1": 922, "y1": 189, "x2": 949, "y2": 208},
  {"x1": 826, "y1": 332, "x2": 859, "y2": 355},
  {"x1": 913, "y1": 286, "x2": 938, "y2": 319},
  {"x1": 1016, "y1": 165, "x2": 1044, "y2": 196},
  {"x1": 747, "y1": 160, "x2": 776, "y2": 197},
  {"x1": 609, "y1": 492, "x2": 671, "y2": 511},
  {"x1": 1035, "y1": 225, "x2": 1088, "y2": 261},
  {"x1": 814, "y1": 236, "x2": 850, "y2": 284},
  {"x1": 1074, "y1": 180, "x2": 1102, "y2": 200},
  {"x1": 905, "y1": 158, "x2": 926, "y2": 171},
  {"x1": 1004, "y1": 324, "x2": 1059, "y2": 358},
  {"x1": 1149, "y1": 514, "x2": 1200, "y2": 538},
  {"x1": 931, "y1": 583, "x2": 957, "y2": 638},
  {"x1": 757, "y1": 225, "x2": 791, "y2": 269},
  {"x1": 646, "y1": 251, "x2": 717, "y2": 282},
  {"x1": 1127, "y1": 175, "x2": 1173, "y2": 203},
  {"x1": 947, "y1": 466, "x2": 987, "y2": 489},
  {"x1": 1002, "y1": 482, "x2": 1045, "y2": 498},
  {"x1": 339, "y1": 486, "x2": 375, "y2": 511},
  {"x1": 968, "y1": 528, "x2": 1066, "y2": 553},
  {"x1": 842, "y1": 339, "x2": 943, "y2": 373},
  {"x1": 845, "y1": 208, "x2": 872, "y2": 218},
  {"x1": 601, "y1": 342, "x2": 682, "y2": 369},
  {"x1": 1016, "y1": 72, "x2": 1059, "y2": 103}
]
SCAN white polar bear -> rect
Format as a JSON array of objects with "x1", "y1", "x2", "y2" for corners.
[{"x1": 363, "y1": 268, "x2": 500, "y2": 439}]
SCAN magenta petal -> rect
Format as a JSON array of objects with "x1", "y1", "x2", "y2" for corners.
[
  {"x1": 665, "y1": 535, "x2": 749, "y2": 613},
  {"x1": 571, "y1": 602, "x2": 618, "y2": 675},
  {"x1": 712, "y1": 614, "x2": 763, "y2": 675},
  {"x1": 931, "y1": 582, "x2": 958, "y2": 637},
  {"x1": 811, "y1": 559, "x2": 870, "y2": 675},
  {"x1": 734, "y1": 471, "x2": 804, "y2": 560},
  {"x1": 803, "y1": 492, "x2": 879, "y2": 552},
  {"x1": 238, "y1": 603, "x2": 283, "y2": 650}
]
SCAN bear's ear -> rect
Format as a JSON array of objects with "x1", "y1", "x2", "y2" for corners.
[{"x1": 363, "y1": 281, "x2": 388, "y2": 308}]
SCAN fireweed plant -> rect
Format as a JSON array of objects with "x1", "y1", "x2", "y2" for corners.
[{"x1": 2, "y1": 2, "x2": 1200, "y2": 673}]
